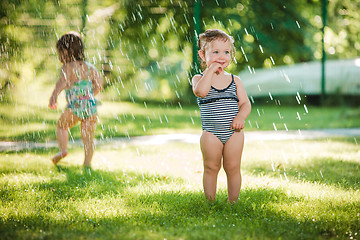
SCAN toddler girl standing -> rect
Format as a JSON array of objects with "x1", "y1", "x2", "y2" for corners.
[
  {"x1": 49, "y1": 31, "x2": 102, "y2": 167},
  {"x1": 192, "y1": 29, "x2": 251, "y2": 202}
]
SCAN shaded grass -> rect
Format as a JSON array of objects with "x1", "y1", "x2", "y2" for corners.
[
  {"x1": 1, "y1": 101, "x2": 360, "y2": 142},
  {"x1": 243, "y1": 138, "x2": 360, "y2": 190},
  {"x1": 251, "y1": 157, "x2": 360, "y2": 190},
  {"x1": 1, "y1": 138, "x2": 359, "y2": 239}
]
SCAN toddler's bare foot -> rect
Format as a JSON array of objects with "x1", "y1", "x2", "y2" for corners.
[
  {"x1": 51, "y1": 151, "x2": 68, "y2": 165},
  {"x1": 83, "y1": 165, "x2": 92, "y2": 175}
]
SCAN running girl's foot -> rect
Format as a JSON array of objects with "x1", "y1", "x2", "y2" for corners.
[
  {"x1": 51, "y1": 151, "x2": 68, "y2": 165},
  {"x1": 83, "y1": 163, "x2": 92, "y2": 168},
  {"x1": 83, "y1": 165, "x2": 92, "y2": 175}
]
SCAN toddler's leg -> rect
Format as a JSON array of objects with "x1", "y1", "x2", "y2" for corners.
[
  {"x1": 223, "y1": 131, "x2": 244, "y2": 203},
  {"x1": 81, "y1": 114, "x2": 98, "y2": 167},
  {"x1": 52, "y1": 109, "x2": 79, "y2": 164},
  {"x1": 200, "y1": 131, "x2": 223, "y2": 201}
]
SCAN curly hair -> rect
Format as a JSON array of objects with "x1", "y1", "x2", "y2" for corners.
[
  {"x1": 56, "y1": 31, "x2": 85, "y2": 63},
  {"x1": 197, "y1": 29, "x2": 235, "y2": 69}
]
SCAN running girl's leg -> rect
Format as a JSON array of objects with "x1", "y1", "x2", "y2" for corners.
[
  {"x1": 200, "y1": 131, "x2": 223, "y2": 201},
  {"x1": 81, "y1": 114, "x2": 98, "y2": 167},
  {"x1": 223, "y1": 130, "x2": 244, "y2": 203},
  {"x1": 52, "y1": 109, "x2": 80, "y2": 164}
]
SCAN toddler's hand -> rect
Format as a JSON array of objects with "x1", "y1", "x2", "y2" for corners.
[
  {"x1": 49, "y1": 102, "x2": 57, "y2": 110},
  {"x1": 231, "y1": 116, "x2": 245, "y2": 131},
  {"x1": 209, "y1": 62, "x2": 223, "y2": 75},
  {"x1": 49, "y1": 96, "x2": 57, "y2": 109}
]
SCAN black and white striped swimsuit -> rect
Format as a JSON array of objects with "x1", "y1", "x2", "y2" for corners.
[{"x1": 197, "y1": 74, "x2": 239, "y2": 144}]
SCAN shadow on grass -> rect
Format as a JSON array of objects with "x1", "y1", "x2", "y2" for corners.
[
  {"x1": 120, "y1": 187, "x2": 354, "y2": 240},
  {"x1": 0, "y1": 164, "x2": 179, "y2": 200},
  {"x1": 251, "y1": 158, "x2": 360, "y2": 190},
  {"x1": 1, "y1": 147, "x2": 358, "y2": 239},
  {"x1": 1, "y1": 167, "x2": 352, "y2": 240}
]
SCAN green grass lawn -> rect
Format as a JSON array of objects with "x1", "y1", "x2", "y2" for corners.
[
  {"x1": 0, "y1": 101, "x2": 359, "y2": 141},
  {"x1": 1, "y1": 101, "x2": 359, "y2": 239},
  {"x1": 1, "y1": 137, "x2": 359, "y2": 239}
]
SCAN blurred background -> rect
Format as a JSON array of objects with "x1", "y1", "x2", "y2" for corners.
[
  {"x1": 1, "y1": 0, "x2": 359, "y2": 107},
  {"x1": 0, "y1": 0, "x2": 360, "y2": 142}
]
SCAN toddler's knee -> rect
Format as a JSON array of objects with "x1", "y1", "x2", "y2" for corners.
[
  {"x1": 57, "y1": 119, "x2": 67, "y2": 129},
  {"x1": 223, "y1": 162, "x2": 240, "y2": 175},
  {"x1": 204, "y1": 163, "x2": 221, "y2": 174},
  {"x1": 81, "y1": 129, "x2": 94, "y2": 139}
]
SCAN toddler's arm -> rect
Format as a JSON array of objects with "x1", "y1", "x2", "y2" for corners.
[
  {"x1": 192, "y1": 62, "x2": 222, "y2": 98},
  {"x1": 49, "y1": 67, "x2": 67, "y2": 109},
  {"x1": 231, "y1": 76, "x2": 251, "y2": 130}
]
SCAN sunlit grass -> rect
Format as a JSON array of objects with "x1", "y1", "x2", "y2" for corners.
[
  {"x1": 1, "y1": 138, "x2": 359, "y2": 239},
  {"x1": 1, "y1": 100, "x2": 360, "y2": 142}
]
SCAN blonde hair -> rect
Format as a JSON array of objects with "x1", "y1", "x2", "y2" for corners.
[
  {"x1": 197, "y1": 29, "x2": 236, "y2": 69},
  {"x1": 56, "y1": 31, "x2": 85, "y2": 63}
]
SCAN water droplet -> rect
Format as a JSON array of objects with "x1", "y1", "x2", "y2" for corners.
[
  {"x1": 190, "y1": 116, "x2": 194, "y2": 124},
  {"x1": 257, "y1": 109, "x2": 261, "y2": 117},
  {"x1": 304, "y1": 104, "x2": 308, "y2": 113},
  {"x1": 283, "y1": 71, "x2": 290, "y2": 82},
  {"x1": 269, "y1": 92, "x2": 273, "y2": 100},
  {"x1": 270, "y1": 56, "x2": 275, "y2": 65},
  {"x1": 241, "y1": 46, "x2": 248, "y2": 62},
  {"x1": 259, "y1": 45, "x2": 264, "y2": 53},
  {"x1": 244, "y1": 28, "x2": 249, "y2": 36}
]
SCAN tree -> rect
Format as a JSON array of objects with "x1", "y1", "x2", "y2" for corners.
[
  {"x1": 0, "y1": 0, "x2": 359, "y2": 103},
  {"x1": 0, "y1": 0, "x2": 22, "y2": 100}
]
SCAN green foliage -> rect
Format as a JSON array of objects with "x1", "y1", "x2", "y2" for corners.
[
  {"x1": 1, "y1": 0, "x2": 360, "y2": 103},
  {"x1": 0, "y1": 0, "x2": 22, "y2": 98},
  {"x1": 202, "y1": 0, "x2": 315, "y2": 69},
  {"x1": 325, "y1": 0, "x2": 360, "y2": 59}
]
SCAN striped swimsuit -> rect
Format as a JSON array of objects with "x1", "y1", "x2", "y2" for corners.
[{"x1": 197, "y1": 74, "x2": 239, "y2": 144}]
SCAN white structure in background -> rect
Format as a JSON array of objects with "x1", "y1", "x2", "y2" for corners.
[{"x1": 240, "y1": 58, "x2": 360, "y2": 97}]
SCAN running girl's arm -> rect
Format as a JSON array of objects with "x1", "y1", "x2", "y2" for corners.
[
  {"x1": 91, "y1": 67, "x2": 102, "y2": 95},
  {"x1": 192, "y1": 62, "x2": 222, "y2": 98},
  {"x1": 49, "y1": 66, "x2": 67, "y2": 109},
  {"x1": 231, "y1": 75, "x2": 251, "y2": 130}
]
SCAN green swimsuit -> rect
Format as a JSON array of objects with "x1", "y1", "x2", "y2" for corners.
[{"x1": 65, "y1": 62, "x2": 98, "y2": 119}]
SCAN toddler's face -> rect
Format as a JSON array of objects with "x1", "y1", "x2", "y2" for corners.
[{"x1": 203, "y1": 39, "x2": 232, "y2": 70}]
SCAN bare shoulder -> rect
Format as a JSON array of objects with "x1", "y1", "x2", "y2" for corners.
[
  {"x1": 84, "y1": 62, "x2": 99, "y2": 76},
  {"x1": 232, "y1": 74, "x2": 245, "y2": 87},
  {"x1": 192, "y1": 74, "x2": 202, "y2": 80},
  {"x1": 61, "y1": 62, "x2": 76, "y2": 74},
  {"x1": 61, "y1": 62, "x2": 70, "y2": 71},
  {"x1": 232, "y1": 74, "x2": 241, "y2": 82},
  {"x1": 58, "y1": 63, "x2": 70, "y2": 79}
]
